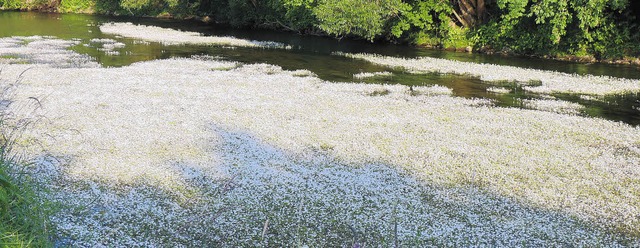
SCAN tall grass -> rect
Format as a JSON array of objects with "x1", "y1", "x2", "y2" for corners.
[{"x1": 0, "y1": 69, "x2": 52, "y2": 247}]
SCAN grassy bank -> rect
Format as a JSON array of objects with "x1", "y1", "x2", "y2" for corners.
[
  {"x1": 0, "y1": 162, "x2": 51, "y2": 247},
  {"x1": 0, "y1": 74, "x2": 51, "y2": 247}
]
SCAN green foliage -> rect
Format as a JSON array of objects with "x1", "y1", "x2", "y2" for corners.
[
  {"x1": 442, "y1": 25, "x2": 472, "y2": 48},
  {"x1": 116, "y1": 0, "x2": 188, "y2": 16},
  {"x1": 3, "y1": 175, "x2": 46, "y2": 248},
  {"x1": 0, "y1": 0, "x2": 23, "y2": 9},
  {"x1": 60, "y1": 0, "x2": 94, "y2": 12},
  {"x1": 280, "y1": 0, "x2": 316, "y2": 30},
  {"x1": 0, "y1": 83, "x2": 52, "y2": 247},
  {"x1": 93, "y1": 0, "x2": 122, "y2": 14},
  {"x1": 2, "y1": 0, "x2": 640, "y2": 59},
  {"x1": 392, "y1": 1, "x2": 450, "y2": 38},
  {"x1": 529, "y1": 0, "x2": 571, "y2": 45},
  {"x1": 0, "y1": 0, "x2": 50, "y2": 10},
  {"x1": 313, "y1": 0, "x2": 406, "y2": 41},
  {"x1": 0, "y1": 162, "x2": 51, "y2": 247},
  {"x1": 496, "y1": 0, "x2": 528, "y2": 24},
  {"x1": 310, "y1": 0, "x2": 461, "y2": 44},
  {"x1": 190, "y1": 0, "x2": 263, "y2": 27},
  {"x1": 224, "y1": 0, "x2": 257, "y2": 26},
  {"x1": 472, "y1": 0, "x2": 637, "y2": 59},
  {"x1": 119, "y1": 0, "x2": 152, "y2": 12}
]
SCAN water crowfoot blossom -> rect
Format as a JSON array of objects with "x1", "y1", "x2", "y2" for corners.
[
  {"x1": 89, "y1": 38, "x2": 125, "y2": 56},
  {"x1": 486, "y1": 87, "x2": 511, "y2": 94},
  {"x1": 2, "y1": 38, "x2": 639, "y2": 246},
  {"x1": 521, "y1": 99, "x2": 584, "y2": 115},
  {"x1": 0, "y1": 36, "x2": 98, "y2": 68},
  {"x1": 353, "y1": 71, "x2": 393, "y2": 79},
  {"x1": 343, "y1": 53, "x2": 640, "y2": 95},
  {"x1": 99, "y1": 22, "x2": 291, "y2": 49}
]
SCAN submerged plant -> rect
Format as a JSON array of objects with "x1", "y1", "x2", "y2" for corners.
[{"x1": 367, "y1": 88, "x2": 391, "y2": 96}]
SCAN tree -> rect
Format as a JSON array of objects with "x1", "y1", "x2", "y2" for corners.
[
  {"x1": 451, "y1": 0, "x2": 490, "y2": 27},
  {"x1": 471, "y1": 0, "x2": 636, "y2": 58},
  {"x1": 313, "y1": 0, "x2": 407, "y2": 41}
]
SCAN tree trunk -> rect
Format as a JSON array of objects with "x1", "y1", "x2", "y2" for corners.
[
  {"x1": 452, "y1": 0, "x2": 489, "y2": 28},
  {"x1": 477, "y1": 0, "x2": 486, "y2": 23}
]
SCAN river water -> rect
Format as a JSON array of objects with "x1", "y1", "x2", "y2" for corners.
[{"x1": 2, "y1": 11, "x2": 640, "y2": 125}]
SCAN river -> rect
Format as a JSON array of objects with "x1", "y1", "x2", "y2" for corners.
[
  {"x1": 3, "y1": 10, "x2": 640, "y2": 246},
  {"x1": 2, "y1": 10, "x2": 639, "y2": 125}
]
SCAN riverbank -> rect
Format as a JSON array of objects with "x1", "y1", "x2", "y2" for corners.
[
  {"x1": 2, "y1": 32, "x2": 640, "y2": 245},
  {"x1": 0, "y1": 60, "x2": 52, "y2": 247}
]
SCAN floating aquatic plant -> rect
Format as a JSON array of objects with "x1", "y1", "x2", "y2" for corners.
[
  {"x1": 486, "y1": 87, "x2": 511, "y2": 94},
  {"x1": 0, "y1": 36, "x2": 98, "y2": 68},
  {"x1": 99, "y1": 22, "x2": 291, "y2": 49},
  {"x1": 343, "y1": 53, "x2": 640, "y2": 95},
  {"x1": 353, "y1": 71, "x2": 392, "y2": 79},
  {"x1": 521, "y1": 99, "x2": 584, "y2": 115},
  {"x1": 2, "y1": 37, "x2": 639, "y2": 246}
]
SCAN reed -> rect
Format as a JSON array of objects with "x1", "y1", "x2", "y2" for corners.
[{"x1": 0, "y1": 71, "x2": 51, "y2": 247}]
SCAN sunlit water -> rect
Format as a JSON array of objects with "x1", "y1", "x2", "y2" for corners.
[{"x1": 1, "y1": 11, "x2": 639, "y2": 124}]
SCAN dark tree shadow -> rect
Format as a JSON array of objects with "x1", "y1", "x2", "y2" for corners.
[
  {"x1": 43, "y1": 124, "x2": 639, "y2": 247},
  {"x1": 164, "y1": 125, "x2": 639, "y2": 247}
]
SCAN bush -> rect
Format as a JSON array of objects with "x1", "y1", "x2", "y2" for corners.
[
  {"x1": 60, "y1": 0, "x2": 94, "y2": 12},
  {"x1": 471, "y1": 0, "x2": 638, "y2": 59},
  {"x1": 0, "y1": 0, "x2": 24, "y2": 9},
  {"x1": 312, "y1": 0, "x2": 406, "y2": 41},
  {"x1": 3, "y1": 0, "x2": 640, "y2": 60}
]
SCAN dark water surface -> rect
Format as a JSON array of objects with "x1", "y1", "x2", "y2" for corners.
[{"x1": 2, "y1": 11, "x2": 640, "y2": 125}]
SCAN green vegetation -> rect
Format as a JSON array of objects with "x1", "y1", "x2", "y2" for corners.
[
  {"x1": 1, "y1": 0, "x2": 639, "y2": 58},
  {"x1": 0, "y1": 55, "x2": 20, "y2": 59},
  {"x1": 0, "y1": 76, "x2": 52, "y2": 247},
  {"x1": 471, "y1": 0, "x2": 640, "y2": 60},
  {"x1": 0, "y1": 162, "x2": 50, "y2": 247}
]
